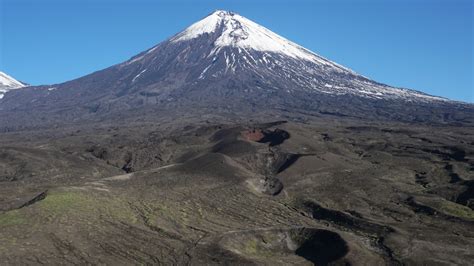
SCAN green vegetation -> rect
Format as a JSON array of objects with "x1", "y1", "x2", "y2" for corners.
[
  {"x1": 230, "y1": 233, "x2": 281, "y2": 258},
  {"x1": 0, "y1": 210, "x2": 26, "y2": 227},
  {"x1": 439, "y1": 201, "x2": 474, "y2": 220},
  {"x1": 243, "y1": 238, "x2": 259, "y2": 255},
  {"x1": 40, "y1": 190, "x2": 95, "y2": 213},
  {"x1": 39, "y1": 189, "x2": 138, "y2": 224}
]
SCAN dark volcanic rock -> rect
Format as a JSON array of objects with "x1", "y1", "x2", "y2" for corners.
[{"x1": 259, "y1": 176, "x2": 284, "y2": 196}]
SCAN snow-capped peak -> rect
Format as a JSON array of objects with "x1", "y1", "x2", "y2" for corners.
[
  {"x1": 171, "y1": 10, "x2": 353, "y2": 72},
  {"x1": 125, "y1": 10, "x2": 450, "y2": 105},
  {"x1": 0, "y1": 71, "x2": 26, "y2": 99},
  {"x1": 0, "y1": 71, "x2": 24, "y2": 88}
]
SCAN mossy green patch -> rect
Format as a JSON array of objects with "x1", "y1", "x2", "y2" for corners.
[
  {"x1": 40, "y1": 190, "x2": 95, "y2": 213},
  {"x1": 39, "y1": 189, "x2": 138, "y2": 224},
  {"x1": 232, "y1": 235, "x2": 276, "y2": 258},
  {"x1": 439, "y1": 201, "x2": 474, "y2": 220},
  {"x1": 0, "y1": 210, "x2": 26, "y2": 227},
  {"x1": 243, "y1": 238, "x2": 259, "y2": 255}
]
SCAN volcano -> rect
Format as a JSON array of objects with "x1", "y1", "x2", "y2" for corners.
[{"x1": 0, "y1": 10, "x2": 472, "y2": 128}]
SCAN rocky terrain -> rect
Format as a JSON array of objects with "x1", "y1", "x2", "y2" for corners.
[
  {"x1": 0, "y1": 10, "x2": 473, "y2": 265},
  {"x1": 0, "y1": 116, "x2": 473, "y2": 265}
]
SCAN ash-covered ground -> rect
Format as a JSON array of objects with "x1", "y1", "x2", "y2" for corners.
[{"x1": 1, "y1": 116, "x2": 473, "y2": 265}]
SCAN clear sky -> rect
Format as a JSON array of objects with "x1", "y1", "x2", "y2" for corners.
[{"x1": 1, "y1": 0, "x2": 472, "y2": 102}]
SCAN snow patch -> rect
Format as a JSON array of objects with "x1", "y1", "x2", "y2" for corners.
[
  {"x1": 0, "y1": 71, "x2": 25, "y2": 88},
  {"x1": 199, "y1": 65, "x2": 212, "y2": 79},
  {"x1": 0, "y1": 71, "x2": 26, "y2": 100},
  {"x1": 132, "y1": 69, "x2": 147, "y2": 82},
  {"x1": 171, "y1": 11, "x2": 223, "y2": 42}
]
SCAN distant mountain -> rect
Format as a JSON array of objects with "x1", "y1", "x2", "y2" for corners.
[
  {"x1": 0, "y1": 10, "x2": 472, "y2": 128},
  {"x1": 0, "y1": 71, "x2": 26, "y2": 99}
]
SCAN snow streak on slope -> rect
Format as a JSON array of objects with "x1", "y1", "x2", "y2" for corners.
[{"x1": 0, "y1": 71, "x2": 25, "y2": 99}]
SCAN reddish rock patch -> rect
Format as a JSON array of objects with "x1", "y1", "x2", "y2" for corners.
[{"x1": 242, "y1": 129, "x2": 265, "y2": 142}]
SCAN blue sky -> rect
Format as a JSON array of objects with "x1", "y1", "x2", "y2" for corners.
[{"x1": 1, "y1": 0, "x2": 472, "y2": 102}]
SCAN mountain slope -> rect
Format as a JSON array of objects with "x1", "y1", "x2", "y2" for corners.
[
  {"x1": 0, "y1": 10, "x2": 472, "y2": 128},
  {"x1": 0, "y1": 71, "x2": 26, "y2": 99}
]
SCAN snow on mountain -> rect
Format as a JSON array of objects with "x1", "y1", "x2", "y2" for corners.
[
  {"x1": 171, "y1": 10, "x2": 352, "y2": 73},
  {"x1": 1, "y1": 10, "x2": 466, "y2": 128},
  {"x1": 165, "y1": 10, "x2": 448, "y2": 103},
  {"x1": 0, "y1": 71, "x2": 26, "y2": 99}
]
